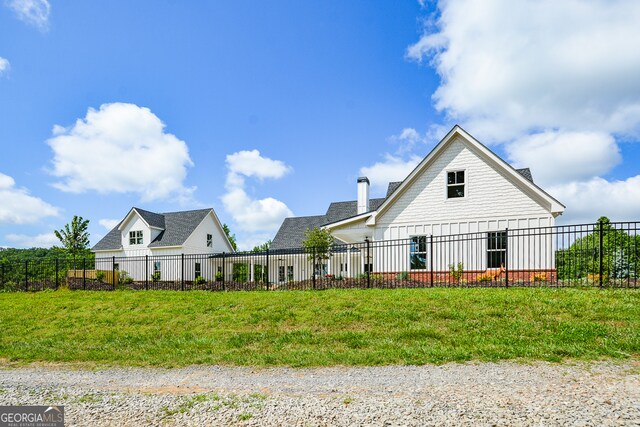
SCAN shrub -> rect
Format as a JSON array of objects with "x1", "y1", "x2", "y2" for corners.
[
  {"x1": 475, "y1": 273, "x2": 493, "y2": 283},
  {"x1": 194, "y1": 276, "x2": 206, "y2": 285},
  {"x1": 95, "y1": 270, "x2": 106, "y2": 282},
  {"x1": 530, "y1": 272, "x2": 548, "y2": 282},
  {"x1": 449, "y1": 262, "x2": 464, "y2": 283},
  {"x1": 396, "y1": 271, "x2": 409, "y2": 281},
  {"x1": 151, "y1": 271, "x2": 161, "y2": 282},
  {"x1": 119, "y1": 270, "x2": 134, "y2": 285},
  {"x1": 215, "y1": 271, "x2": 224, "y2": 281}
]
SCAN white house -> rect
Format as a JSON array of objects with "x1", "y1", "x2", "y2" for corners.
[
  {"x1": 92, "y1": 207, "x2": 234, "y2": 281},
  {"x1": 269, "y1": 125, "x2": 565, "y2": 282}
]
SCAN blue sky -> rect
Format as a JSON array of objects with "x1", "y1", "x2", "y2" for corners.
[{"x1": 1, "y1": 0, "x2": 639, "y2": 250}]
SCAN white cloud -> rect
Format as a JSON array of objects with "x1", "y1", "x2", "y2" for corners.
[
  {"x1": 0, "y1": 57, "x2": 9, "y2": 75},
  {"x1": 0, "y1": 172, "x2": 59, "y2": 224},
  {"x1": 506, "y1": 131, "x2": 621, "y2": 187},
  {"x1": 5, "y1": 232, "x2": 58, "y2": 248},
  {"x1": 98, "y1": 218, "x2": 120, "y2": 230},
  {"x1": 225, "y1": 149, "x2": 291, "y2": 180},
  {"x1": 359, "y1": 153, "x2": 421, "y2": 192},
  {"x1": 408, "y1": 0, "x2": 640, "y2": 142},
  {"x1": 47, "y1": 103, "x2": 195, "y2": 203},
  {"x1": 5, "y1": 0, "x2": 50, "y2": 31},
  {"x1": 222, "y1": 150, "x2": 293, "y2": 246},
  {"x1": 550, "y1": 176, "x2": 640, "y2": 225},
  {"x1": 390, "y1": 128, "x2": 423, "y2": 154}
]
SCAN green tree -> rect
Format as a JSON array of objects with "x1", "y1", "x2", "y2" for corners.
[
  {"x1": 251, "y1": 240, "x2": 272, "y2": 252},
  {"x1": 302, "y1": 227, "x2": 334, "y2": 276},
  {"x1": 222, "y1": 223, "x2": 237, "y2": 251},
  {"x1": 54, "y1": 216, "x2": 90, "y2": 262},
  {"x1": 556, "y1": 216, "x2": 639, "y2": 282}
]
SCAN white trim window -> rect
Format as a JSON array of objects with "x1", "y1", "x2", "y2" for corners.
[
  {"x1": 206, "y1": 233, "x2": 213, "y2": 247},
  {"x1": 410, "y1": 236, "x2": 427, "y2": 270},
  {"x1": 129, "y1": 230, "x2": 143, "y2": 245},
  {"x1": 447, "y1": 171, "x2": 465, "y2": 198},
  {"x1": 195, "y1": 262, "x2": 201, "y2": 278},
  {"x1": 487, "y1": 231, "x2": 507, "y2": 268}
]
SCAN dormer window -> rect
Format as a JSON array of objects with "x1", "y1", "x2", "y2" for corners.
[
  {"x1": 447, "y1": 171, "x2": 465, "y2": 198},
  {"x1": 206, "y1": 234, "x2": 213, "y2": 247},
  {"x1": 129, "y1": 230, "x2": 143, "y2": 245}
]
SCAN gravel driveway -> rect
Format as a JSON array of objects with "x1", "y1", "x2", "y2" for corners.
[{"x1": 1, "y1": 361, "x2": 638, "y2": 426}]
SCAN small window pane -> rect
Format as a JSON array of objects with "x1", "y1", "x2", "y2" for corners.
[
  {"x1": 456, "y1": 171, "x2": 464, "y2": 183},
  {"x1": 447, "y1": 185, "x2": 464, "y2": 198},
  {"x1": 447, "y1": 172, "x2": 455, "y2": 184}
]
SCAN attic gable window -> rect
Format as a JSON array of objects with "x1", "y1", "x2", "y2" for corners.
[
  {"x1": 206, "y1": 234, "x2": 213, "y2": 247},
  {"x1": 129, "y1": 230, "x2": 143, "y2": 245},
  {"x1": 447, "y1": 171, "x2": 465, "y2": 198}
]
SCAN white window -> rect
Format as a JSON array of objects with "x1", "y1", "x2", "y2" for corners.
[
  {"x1": 278, "y1": 265, "x2": 285, "y2": 282},
  {"x1": 447, "y1": 171, "x2": 465, "y2": 198},
  {"x1": 206, "y1": 234, "x2": 213, "y2": 247},
  {"x1": 410, "y1": 236, "x2": 427, "y2": 270},
  {"x1": 195, "y1": 262, "x2": 201, "y2": 278},
  {"x1": 129, "y1": 230, "x2": 143, "y2": 245},
  {"x1": 287, "y1": 266, "x2": 294, "y2": 281},
  {"x1": 487, "y1": 231, "x2": 507, "y2": 268}
]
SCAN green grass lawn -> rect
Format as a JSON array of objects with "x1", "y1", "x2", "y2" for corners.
[{"x1": 0, "y1": 288, "x2": 638, "y2": 367}]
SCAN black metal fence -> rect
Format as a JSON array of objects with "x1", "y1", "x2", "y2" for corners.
[{"x1": 1, "y1": 220, "x2": 638, "y2": 292}]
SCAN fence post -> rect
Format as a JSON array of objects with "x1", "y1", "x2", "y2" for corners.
[
  {"x1": 25, "y1": 260, "x2": 28, "y2": 291},
  {"x1": 181, "y1": 253, "x2": 185, "y2": 291},
  {"x1": 83, "y1": 257, "x2": 86, "y2": 290},
  {"x1": 222, "y1": 252, "x2": 226, "y2": 291},
  {"x1": 312, "y1": 247, "x2": 316, "y2": 290},
  {"x1": 365, "y1": 238, "x2": 371, "y2": 289},
  {"x1": 504, "y1": 228, "x2": 509, "y2": 288},
  {"x1": 112, "y1": 256, "x2": 116, "y2": 290},
  {"x1": 55, "y1": 258, "x2": 59, "y2": 290},
  {"x1": 145, "y1": 255, "x2": 149, "y2": 290},
  {"x1": 429, "y1": 235, "x2": 434, "y2": 287},
  {"x1": 266, "y1": 248, "x2": 270, "y2": 291},
  {"x1": 598, "y1": 220, "x2": 604, "y2": 288}
]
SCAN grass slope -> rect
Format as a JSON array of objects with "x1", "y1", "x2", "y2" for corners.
[{"x1": 0, "y1": 288, "x2": 638, "y2": 367}]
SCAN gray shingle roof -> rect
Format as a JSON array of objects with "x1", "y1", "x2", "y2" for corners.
[
  {"x1": 135, "y1": 207, "x2": 166, "y2": 229},
  {"x1": 92, "y1": 208, "x2": 212, "y2": 251},
  {"x1": 324, "y1": 198, "x2": 385, "y2": 224},
  {"x1": 386, "y1": 181, "x2": 402, "y2": 197},
  {"x1": 270, "y1": 216, "x2": 328, "y2": 250},
  {"x1": 92, "y1": 223, "x2": 123, "y2": 251},
  {"x1": 515, "y1": 168, "x2": 534, "y2": 183}
]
